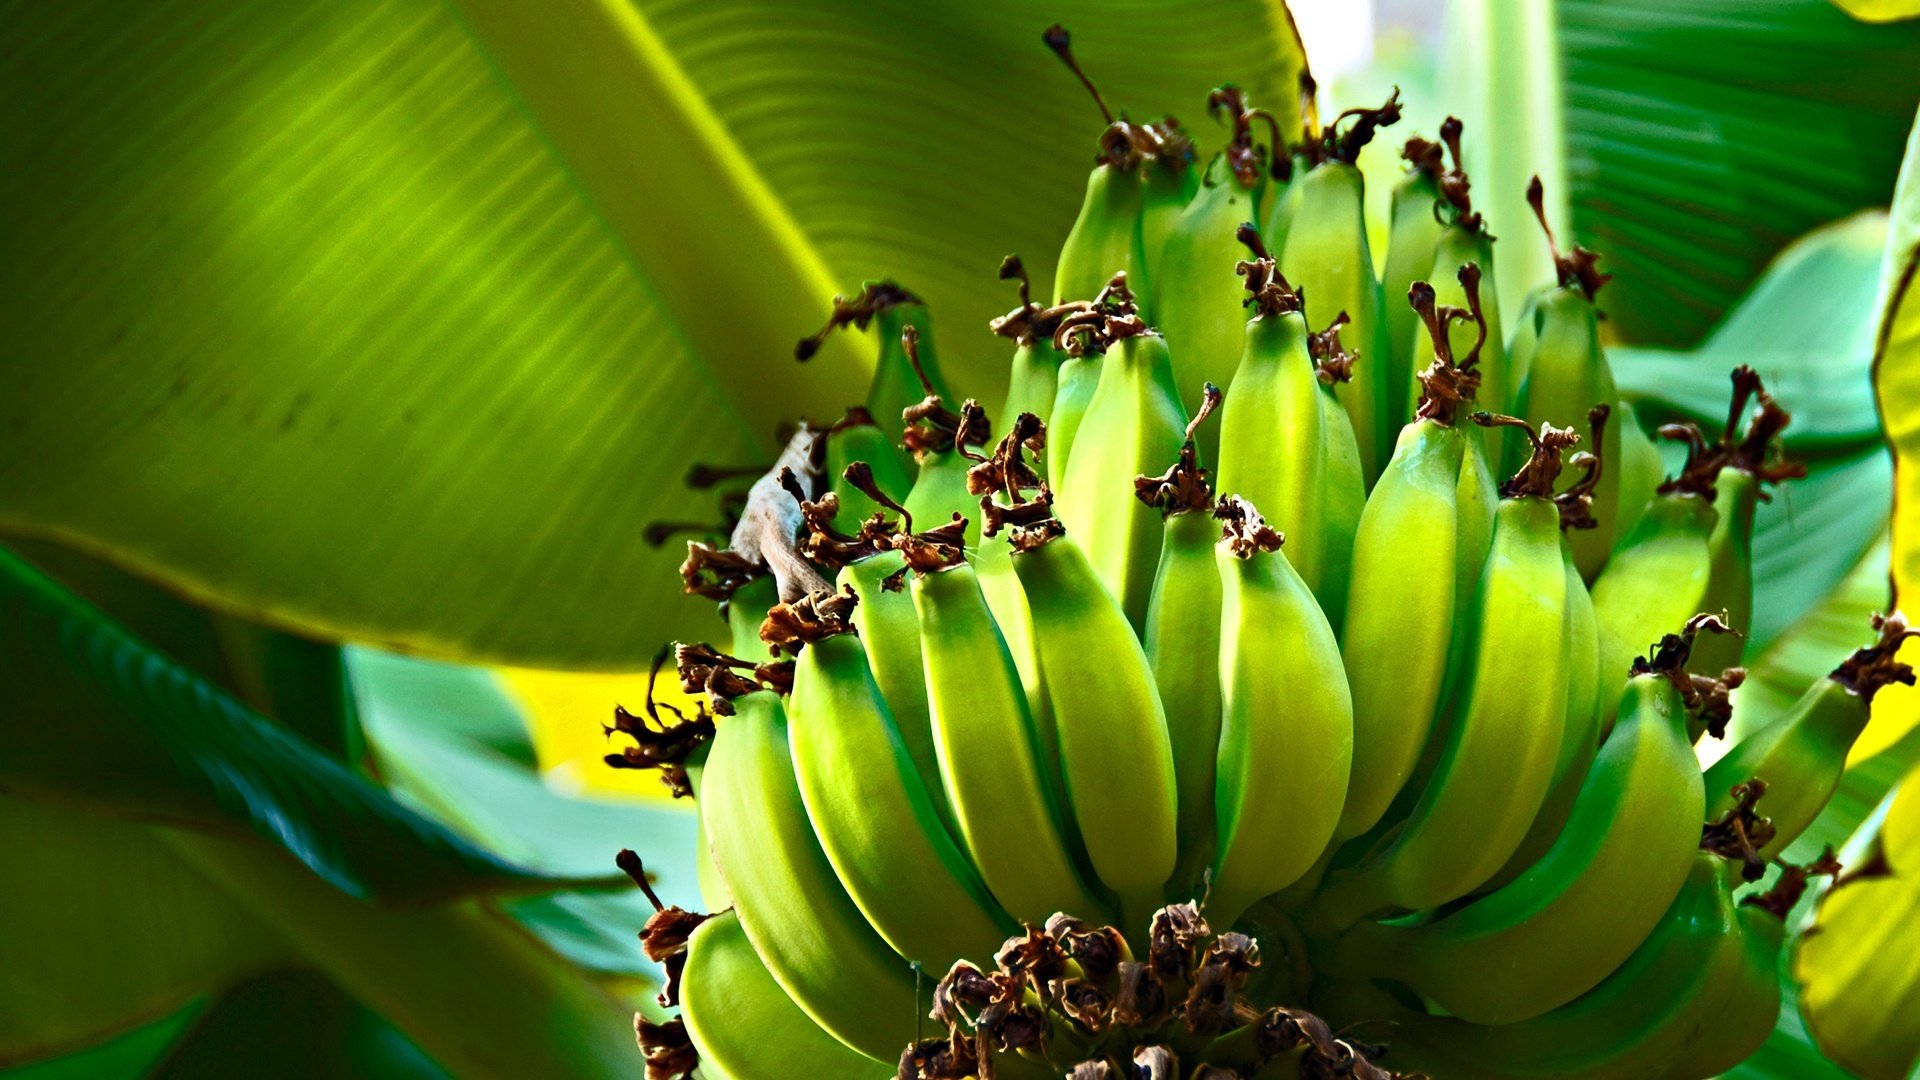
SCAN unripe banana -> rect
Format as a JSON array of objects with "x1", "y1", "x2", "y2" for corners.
[
  {"x1": 1053, "y1": 281, "x2": 1188, "y2": 629},
  {"x1": 1012, "y1": 523, "x2": 1179, "y2": 928},
  {"x1": 1215, "y1": 234, "x2": 1366, "y2": 628},
  {"x1": 1477, "y1": 540, "x2": 1604, "y2": 895},
  {"x1": 1209, "y1": 496, "x2": 1352, "y2": 932},
  {"x1": 1510, "y1": 177, "x2": 1623, "y2": 580},
  {"x1": 1404, "y1": 122, "x2": 1508, "y2": 427},
  {"x1": 1140, "y1": 119, "x2": 1200, "y2": 273},
  {"x1": 782, "y1": 606, "x2": 1016, "y2": 968},
  {"x1": 1153, "y1": 87, "x2": 1277, "y2": 452},
  {"x1": 990, "y1": 257, "x2": 1071, "y2": 452},
  {"x1": 1137, "y1": 386, "x2": 1226, "y2": 901},
  {"x1": 1613, "y1": 399, "x2": 1665, "y2": 544},
  {"x1": 1325, "y1": 631, "x2": 1717, "y2": 1025},
  {"x1": 796, "y1": 282, "x2": 950, "y2": 473},
  {"x1": 1703, "y1": 613, "x2": 1916, "y2": 859},
  {"x1": 908, "y1": 532, "x2": 1111, "y2": 925},
  {"x1": 1048, "y1": 353, "x2": 1101, "y2": 481},
  {"x1": 1590, "y1": 452, "x2": 1722, "y2": 735},
  {"x1": 1694, "y1": 368, "x2": 1807, "y2": 677},
  {"x1": 821, "y1": 410, "x2": 913, "y2": 531},
  {"x1": 699, "y1": 690, "x2": 920, "y2": 1060},
  {"x1": 1379, "y1": 133, "x2": 1447, "y2": 425},
  {"x1": 1333, "y1": 417, "x2": 1467, "y2": 843},
  {"x1": 834, "y1": 549, "x2": 940, "y2": 826},
  {"x1": 1309, "y1": 415, "x2": 1577, "y2": 929},
  {"x1": 1276, "y1": 88, "x2": 1400, "y2": 480},
  {"x1": 680, "y1": 909, "x2": 891, "y2": 1077},
  {"x1": 1315, "y1": 853, "x2": 1770, "y2": 1080},
  {"x1": 1654, "y1": 900, "x2": 1789, "y2": 1080},
  {"x1": 1045, "y1": 26, "x2": 1150, "y2": 307}
]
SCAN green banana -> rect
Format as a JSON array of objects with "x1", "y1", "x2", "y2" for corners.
[
  {"x1": 1378, "y1": 131, "x2": 1447, "y2": 426},
  {"x1": 907, "y1": 529, "x2": 1111, "y2": 925},
  {"x1": 1141, "y1": 118, "x2": 1200, "y2": 272},
  {"x1": 1275, "y1": 88, "x2": 1399, "y2": 480},
  {"x1": 1309, "y1": 415, "x2": 1576, "y2": 929},
  {"x1": 1589, "y1": 438, "x2": 1723, "y2": 735},
  {"x1": 796, "y1": 281, "x2": 950, "y2": 469},
  {"x1": 1256, "y1": 72, "x2": 1314, "y2": 255},
  {"x1": 680, "y1": 909, "x2": 890, "y2": 1078},
  {"x1": 1325, "y1": 630, "x2": 1717, "y2": 1025},
  {"x1": 1215, "y1": 232, "x2": 1365, "y2": 629},
  {"x1": 1656, "y1": 888, "x2": 1795, "y2": 1080},
  {"x1": 1511, "y1": 176, "x2": 1622, "y2": 580},
  {"x1": 1315, "y1": 853, "x2": 1770, "y2": 1080},
  {"x1": 782, "y1": 602, "x2": 1017, "y2": 968},
  {"x1": 1048, "y1": 351, "x2": 1102, "y2": 483},
  {"x1": 1053, "y1": 280, "x2": 1188, "y2": 628},
  {"x1": 1612, "y1": 400, "x2": 1664, "y2": 545},
  {"x1": 1478, "y1": 463, "x2": 1608, "y2": 895},
  {"x1": 1331, "y1": 289, "x2": 1485, "y2": 844},
  {"x1": 1209, "y1": 496, "x2": 1353, "y2": 932},
  {"x1": 698, "y1": 690, "x2": 920, "y2": 1060},
  {"x1": 1136, "y1": 385, "x2": 1226, "y2": 901},
  {"x1": 1703, "y1": 613, "x2": 1916, "y2": 859},
  {"x1": 1010, "y1": 513, "x2": 1179, "y2": 929},
  {"x1": 990, "y1": 256, "x2": 1075, "y2": 459},
  {"x1": 1693, "y1": 367, "x2": 1806, "y2": 677},
  {"x1": 1405, "y1": 124, "x2": 1512, "y2": 478},
  {"x1": 833, "y1": 548, "x2": 941, "y2": 831},
  {"x1": 821, "y1": 408, "x2": 913, "y2": 531},
  {"x1": 1153, "y1": 86, "x2": 1277, "y2": 451},
  {"x1": 1045, "y1": 25, "x2": 1150, "y2": 307}
]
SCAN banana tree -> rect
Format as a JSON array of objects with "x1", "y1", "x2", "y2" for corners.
[{"x1": 5, "y1": 0, "x2": 1920, "y2": 1077}]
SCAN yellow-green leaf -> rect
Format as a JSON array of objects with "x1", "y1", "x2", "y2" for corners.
[
  {"x1": 0, "y1": 0, "x2": 1303, "y2": 670},
  {"x1": 1833, "y1": 0, "x2": 1920, "y2": 22},
  {"x1": 1873, "y1": 107, "x2": 1920, "y2": 759},
  {"x1": 0, "y1": 798, "x2": 282, "y2": 1065},
  {"x1": 1795, "y1": 780, "x2": 1920, "y2": 1079}
]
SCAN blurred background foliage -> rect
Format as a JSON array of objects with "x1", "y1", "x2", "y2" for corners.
[{"x1": 3, "y1": 0, "x2": 1920, "y2": 1076}]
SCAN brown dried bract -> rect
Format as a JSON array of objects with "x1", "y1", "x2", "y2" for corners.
[
  {"x1": 1474, "y1": 412, "x2": 1580, "y2": 500},
  {"x1": 1431, "y1": 116, "x2": 1484, "y2": 235},
  {"x1": 1235, "y1": 225, "x2": 1304, "y2": 318},
  {"x1": 1207, "y1": 85, "x2": 1271, "y2": 189},
  {"x1": 635, "y1": 1016, "x2": 696, "y2": 1080},
  {"x1": 616, "y1": 849, "x2": 710, "y2": 1009},
  {"x1": 1410, "y1": 266, "x2": 1489, "y2": 424},
  {"x1": 990, "y1": 255, "x2": 1094, "y2": 346},
  {"x1": 1215, "y1": 495, "x2": 1285, "y2": 559},
  {"x1": 1832, "y1": 611, "x2": 1920, "y2": 701},
  {"x1": 759, "y1": 584, "x2": 859, "y2": 655},
  {"x1": 795, "y1": 280, "x2": 922, "y2": 361},
  {"x1": 1743, "y1": 847, "x2": 1843, "y2": 920},
  {"x1": 675, "y1": 642, "x2": 765, "y2": 714},
  {"x1": 1136, "y1": 383, "x2": 1223, "y2": 518},
  {"x1": 1555, "y1": 404, "x2": 1612, "y2": 531},
  {"x1": 1309, "y1": 312, "x2": 1359, "y2": 385},
  {"x1": 1701, "y1": 779, "x2": 1778, "y2": 882},
  {"x1": 1631, "y1": 614, "x2": 1744, "y2": 735},
  {"x1": 1054, "y1": 272, "x2": 1151, "y2": 356},
  {"x1": 1297, "y1": 87, "x2": 1402, "y2": 167},
  {"x1": 603, "y1": 651, "x2": 717, "y2": 798},
  {"x1": 1526, "y1": 175, "x2": 1609, "y2": 301},
  {"x1": 1659, "y1": 367, "x2": 1805, "y2": 501}
]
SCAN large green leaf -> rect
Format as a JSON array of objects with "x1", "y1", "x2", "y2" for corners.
[
  {"x1": 9, "y1": 539, "x2": 367, "y2": 763},
  {"x1": 0, "y1": 0, "x2": 1303, "y2": 670},
  {"x1": 163, "y1": 829, "x2": 639, "y2": 1080},
  {"x1": 150, "y1": 970, "x2": 445, "y2": 1079},
  {"x1": 1557, "y1": 0, "x2": 1920, "y2": 347},
  {"x1": 0, "y1": 798, "x2": 282, "y2": 1066},
  {"x1": 0, "y1": 548, "x2": 595, "y2": 903}
]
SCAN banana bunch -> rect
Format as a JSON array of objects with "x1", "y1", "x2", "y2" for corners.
[{"x1": 606, "y1": 28, "x2": 1911, "y2": 1080}]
